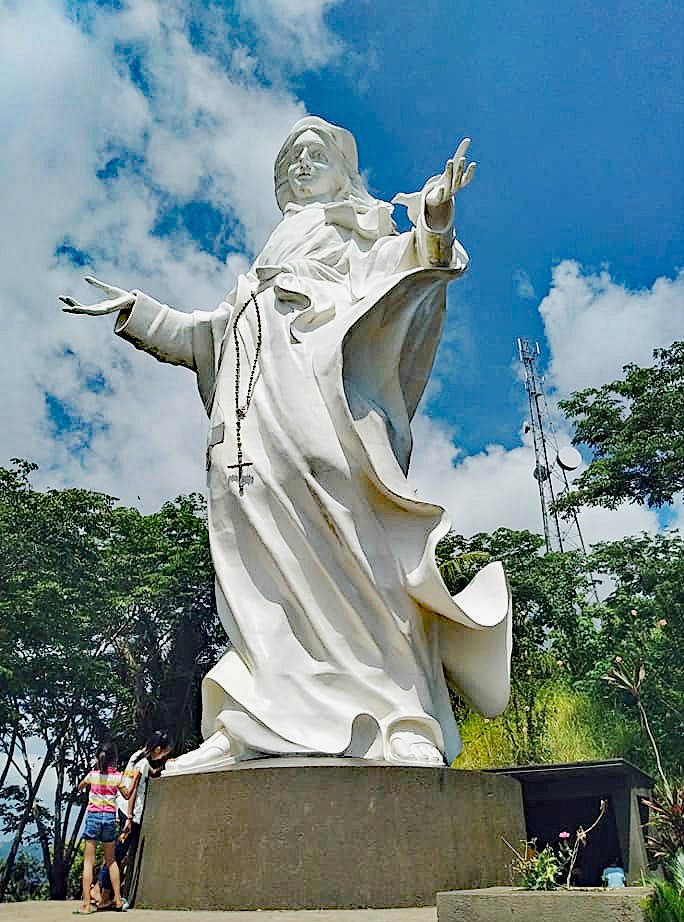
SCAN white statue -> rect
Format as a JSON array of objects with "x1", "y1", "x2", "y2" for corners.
[{"x1": 61, "y1": 117, "x2": 512, "y2": 773}]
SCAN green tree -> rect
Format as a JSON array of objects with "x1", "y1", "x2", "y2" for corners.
[
  {"x1": 0, "y1": 461, "x2": 120, "y2": 900},
  {"x1": 557, "y1": 341, "x2": 684, "y2": 512},
  {"x1": 438, "y1": 527, "x2": 684, "y2": 776},
  {"x1": 437, "y1": 528, "x2": 597, "y2": 763},
  {"x1": 588, "y1": 531, "x2": 684, "y2": 775},
  {"x1": 103, "y1": 495, "x2": 222, "y2": 751},
  {"x1": 0, "y1": 462, "x2": 220, "y2": 901},
  {"x1": 0, "y1": 851, "x2": 47, "y2": 902},
  {"x1": 438, "y1": 528, "x2": 596, "y2": 676}
]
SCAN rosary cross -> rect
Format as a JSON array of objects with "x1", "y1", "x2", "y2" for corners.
[{"x1": 226, "y1": 452, "x2": 253, "y2": 496}]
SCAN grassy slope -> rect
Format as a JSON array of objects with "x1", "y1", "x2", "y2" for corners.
[{"x1": 452, "y1": 683, "x2": 646, "y2": 770}]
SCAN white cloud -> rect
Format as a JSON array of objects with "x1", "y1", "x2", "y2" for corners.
[
  {"x1": 410, "y1": 415, "x2": 542, "y2": 535},
  {"x1": 0, "y1": 0, "x2": 330, "y2": 510},
  {"x1": 541, "y1": 260, "x2": 684, "y2": 394},
  {"x1": 409, "y1": 414, "x2": 662, "y2": 545},
  {"x1": 236, "y1": 0, "x2": 343, "y2": 72}
]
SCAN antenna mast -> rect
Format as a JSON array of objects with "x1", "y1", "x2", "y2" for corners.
[{"x1": 517, "y1": 338, "x2": 587, "y2": 555}]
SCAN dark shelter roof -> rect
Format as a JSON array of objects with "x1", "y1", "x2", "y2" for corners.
[{"x1": 486, "y1": 758, "x2": 654, "y2": 789}]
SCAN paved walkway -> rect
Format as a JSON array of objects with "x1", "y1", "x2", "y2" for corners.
[{"x1": 0, "y1": 904, "x2": 437, "y2": 922}]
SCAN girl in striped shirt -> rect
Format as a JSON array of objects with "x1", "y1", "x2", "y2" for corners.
[{"x1": 75, "y1": 741, "x2": 138, "y2": 914}]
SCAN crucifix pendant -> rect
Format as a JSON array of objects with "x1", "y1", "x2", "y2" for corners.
[{"x1": 226, "y1": 455, "x2": 253, "y2": 496}]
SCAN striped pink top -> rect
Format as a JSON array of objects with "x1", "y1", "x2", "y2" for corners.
[{"x1": 86, "y1": 768, "x2": 124, "y2": 814}]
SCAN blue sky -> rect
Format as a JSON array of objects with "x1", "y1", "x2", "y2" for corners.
[
  {"x1": 0, "y1": 0, "x2": 682, "y2": 543},
  {"x1": 297, "y1": 0, "x2": 684, "y2": 450}
]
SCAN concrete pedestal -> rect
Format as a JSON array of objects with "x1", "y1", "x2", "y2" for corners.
[{"x1": 131, "y1": 758, "x2": 525, "y2": 911}]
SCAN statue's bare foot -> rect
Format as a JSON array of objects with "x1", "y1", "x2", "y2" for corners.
[
  {"x1": 163, "y1": 730, "x2": 254, "y2": 776},
  {"x1": 388, "y1": 730, "x2": 445, "y2": 766}
]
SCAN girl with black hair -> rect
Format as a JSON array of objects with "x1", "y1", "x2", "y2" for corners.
[
  {"x1": 93, "y1": 731, "x2": 172, "y2": 909},
  {"x1": 75, "y1": 741, "x2": 135, "y2": 914}
]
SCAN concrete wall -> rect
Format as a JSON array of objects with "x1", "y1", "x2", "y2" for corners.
[{"x1": 133, "y1": 758, "x2": 525, "y2": 910}]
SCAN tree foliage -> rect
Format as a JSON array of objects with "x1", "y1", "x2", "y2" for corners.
[
  {"x1": 588, "y1": 531, "x2": 684, "y2": 774},
  {"x1": 438, "y1": 526, "x2": 684, "y2": 776},
  {"x1": 0, "y1": 461, "x2": 119, "y2": 899},
  {"x1": 0, "y1": 461, "x2": 220, "y2": 900},
  {"x1": 0, "y1": 851, "x2": 47, "y2": 902},
  {"x1": 2, "y1": 441, "x2": 683, "y2": 901},
  {"x1": 557, "y1": 341, "x2": 684, "y2": 511},
  {"x1": 438, "y1": 528, "x2": 596, "y2": 763}
]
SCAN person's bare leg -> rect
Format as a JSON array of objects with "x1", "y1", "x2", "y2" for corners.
[
  {"x1": 103, "y1": 841, "x2": 124, "y2": 909},
  {"x1": 97, "y1": 882, "x2": 113, "y2": 910},
  {"x1": 81, "y1": 840, "x2": 96, "y2": 912}
]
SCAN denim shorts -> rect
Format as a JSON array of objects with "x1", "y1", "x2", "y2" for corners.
[{"x1": 83, "y1": 810, "x2": 117, "y2": 843}]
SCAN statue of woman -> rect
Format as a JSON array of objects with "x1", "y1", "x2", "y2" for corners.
[{"x1": 61, "y1": 117, "x2": 511, "y2": 773}]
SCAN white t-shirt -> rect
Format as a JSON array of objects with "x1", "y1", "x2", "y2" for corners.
[{"x1": 116, "y1": 749, "x2": 151, "y2": 824}]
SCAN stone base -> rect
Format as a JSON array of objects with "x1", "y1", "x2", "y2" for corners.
[
  {"x1": 436, "y1": 886, "x2": 653, "y2": 922},
  {"x1": 131, "y1": 758, "x2": 525, "y2": 910}
]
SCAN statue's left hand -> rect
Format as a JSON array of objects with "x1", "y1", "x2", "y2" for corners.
[
  {"x1": 425, "y1": 138, "x2": 476, "y2": 211},
  {"x1": 59, "y1": 276, "x2": 135, "y2": 316}
]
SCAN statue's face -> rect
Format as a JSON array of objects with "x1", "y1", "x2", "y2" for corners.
[{"x1": 286, "y1": 129, "x2": 345, "y2": 203}]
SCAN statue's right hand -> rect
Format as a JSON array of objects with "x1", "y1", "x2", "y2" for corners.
[{"x1": 59, "y1": 276, "x2": 135, "y2": 316}]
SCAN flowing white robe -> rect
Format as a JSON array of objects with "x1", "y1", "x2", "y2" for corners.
[{"x1": 115, "y1": 197, "x2": 512, "y2": 764}]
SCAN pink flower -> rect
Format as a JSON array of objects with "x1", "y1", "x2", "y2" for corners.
[{"x1": 558, "y1": 831, "x2": 571, "y2": 839}]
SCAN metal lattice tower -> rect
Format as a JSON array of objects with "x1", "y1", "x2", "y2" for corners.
[{"x1": 517, "y1": 338, "x2": 588, "y2": 555}]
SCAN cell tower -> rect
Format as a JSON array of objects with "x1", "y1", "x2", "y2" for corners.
[{"x1": 517, "y1": 338, "x2": 588, "y2": 555}]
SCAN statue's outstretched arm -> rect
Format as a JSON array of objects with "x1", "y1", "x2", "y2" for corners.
[
  {"x1": 59, "y1": 276, "x2": 136, "y2": 316},
  {"x1": 60, "y1": 276, "x2": 195, "y2": 370},
  {"x1": 392, "y1": 137, "x2": 475, "y2": 270}
]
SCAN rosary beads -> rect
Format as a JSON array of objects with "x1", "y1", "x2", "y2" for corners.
[{"x1": 227, "y1": 291, "x2": 262, "y2": 495}]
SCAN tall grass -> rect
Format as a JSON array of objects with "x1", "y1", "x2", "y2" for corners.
[{"x1": 452, "y1": 682, "x2": 645, "y2": 769}]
